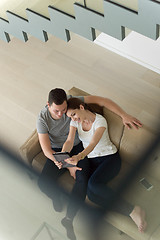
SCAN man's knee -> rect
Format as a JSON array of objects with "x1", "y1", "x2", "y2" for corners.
[{"x1": 38, "y1": 175, "x2": 55, "y2": 194}]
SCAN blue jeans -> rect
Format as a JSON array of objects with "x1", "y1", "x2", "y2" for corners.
[
  {"x1": 38, "y1": 142, "x2": 90, "y2": 220},
  {"x1": 87, "y1": 152, "x2": 133, "y2": 216}
]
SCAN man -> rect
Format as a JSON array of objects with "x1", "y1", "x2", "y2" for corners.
[
  {"x1": 37, "y1": 88, "x2": 90, "y2": 213},
  {"x1": 37, "y1": 88, "x2": 142, "y2": 239}
]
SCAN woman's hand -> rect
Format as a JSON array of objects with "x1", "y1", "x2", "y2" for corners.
[
  {"x1": 65, "y1": 155, "x2": 79, "y2": 166},
  {"x1": 68, "y1": 166, "x2": 82, "y2": 179},
  {"x1": 122, "y1": 113, "x2": 142, "y2": 130}
]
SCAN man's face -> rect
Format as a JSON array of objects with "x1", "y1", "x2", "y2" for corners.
[{"x1": 48, "y1": 100, "x2": 67, "y2": 119}]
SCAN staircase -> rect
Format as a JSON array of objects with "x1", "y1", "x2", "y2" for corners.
[{"x1": 0, "y1": 0, "x2": 159, "y2": 43}]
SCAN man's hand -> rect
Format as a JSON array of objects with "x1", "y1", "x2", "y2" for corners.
[
  {"x1": 122, "y1": 113, "x2": 142, "y2": 130},
  {"x1": 68, "y1": 166, "x2": 82, "y2": 179},
  {"x1": 54, "y1": 160, "x2": 63, "y2": 169}
]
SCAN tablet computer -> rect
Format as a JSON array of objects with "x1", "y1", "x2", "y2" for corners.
[{"x1": 53, "y1": 152, "x2": 76, "y2": 168}]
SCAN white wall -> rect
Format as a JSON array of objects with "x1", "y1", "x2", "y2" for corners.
[{"x1": 94, "y1": 31, "x2": 160, "y2": 74}]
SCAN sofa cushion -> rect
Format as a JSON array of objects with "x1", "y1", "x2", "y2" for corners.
[
  {"x1": 150, "y1": 226, "x2": 160, "y2": 240},
  {"x1": 19, "y1": 129, "x2": 42, "y2": 165},
  {"x1": 144, "y1": 143, "x2": 160, "y2": 181},
  {"x1": 120, "y1": 126, "x2": 158, "y2": 163},
  {"x1": 120, "y1": 123, "x2": 160, "y2": 181},
  {"x1": 32, "y1": 151, "x2": 47, "y2": 173},
  {"x1": 103, "y1": 108, "x2": 123, "y2": 149}
]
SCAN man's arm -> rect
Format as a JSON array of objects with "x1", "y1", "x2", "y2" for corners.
[
  {"x1": 84, "y1": 95, "x2": 142, "y2": 129},
  {"x1": 38, "y1": 132, "x2": 81, "y2": 175},
  {"x1": 38, "y1": 133, "x2": 60, "y2": 165}
]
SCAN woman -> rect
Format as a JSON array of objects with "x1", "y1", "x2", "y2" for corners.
[{"x1": 62, "y1": 97, "x2": 147, "y2": 234}]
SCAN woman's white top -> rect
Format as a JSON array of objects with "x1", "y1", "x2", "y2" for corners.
[{"x1": 70, "y1": 113, "x2": 117, "y2": 158}]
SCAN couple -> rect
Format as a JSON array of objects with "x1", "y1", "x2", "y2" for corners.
[{"x1": 37, "y1": 88, "x2": 146, "y2": 239}]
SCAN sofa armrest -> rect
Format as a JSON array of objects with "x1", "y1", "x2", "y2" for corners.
[{"x1": 19, "y1": 129, "x2": 42, "y2": 166}]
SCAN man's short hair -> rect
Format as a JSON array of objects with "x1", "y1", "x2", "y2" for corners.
[{"x1": 48, "y1": 88, "x2": 67, "y2": 105}]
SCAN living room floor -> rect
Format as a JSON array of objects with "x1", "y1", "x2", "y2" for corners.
[
  {"x1": 0, "y1": 33, "x2": 159, "y2": 240},
  {"x1": 0, "y1": 33, "x2": 160, "y2": 155}
]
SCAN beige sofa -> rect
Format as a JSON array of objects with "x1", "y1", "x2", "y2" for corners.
[{"x1": 20, "y1": 87, "x2": 160, "y2": 240}]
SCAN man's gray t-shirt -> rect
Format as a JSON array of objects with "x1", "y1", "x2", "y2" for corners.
[{"x1": 36, "y1": 95, "x2": 84, "y2": 149}]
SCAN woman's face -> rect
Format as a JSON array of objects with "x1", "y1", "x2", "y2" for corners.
[{"x1": 67, "y1": 105, "x2": 85, "y2": 122}]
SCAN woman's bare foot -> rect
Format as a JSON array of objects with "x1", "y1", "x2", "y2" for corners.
[{"x1": 130, "y1": 206, "x2": 147, "y2": 233}]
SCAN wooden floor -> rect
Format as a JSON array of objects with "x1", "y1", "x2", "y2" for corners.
[
  {"x1": 0, "y1": 33, "x2": 160, "y2": 155},
  {"x1": 0, "y1": 33, "x2": 160, "y2": 240}
]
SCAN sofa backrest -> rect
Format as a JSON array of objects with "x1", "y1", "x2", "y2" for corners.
[{"x1": 120, "y1": 125, "x2": 160, "y2": 181}]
